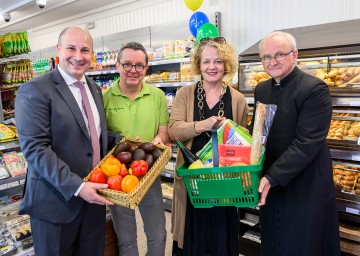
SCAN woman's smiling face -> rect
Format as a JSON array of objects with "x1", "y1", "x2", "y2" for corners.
[{"x1": 200, "y1": 45, "x2": 224, "y2": 84}]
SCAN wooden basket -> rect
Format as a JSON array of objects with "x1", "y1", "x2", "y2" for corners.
[{"x1": 84, "y1": 137, "x2": 171, "y2": 209}]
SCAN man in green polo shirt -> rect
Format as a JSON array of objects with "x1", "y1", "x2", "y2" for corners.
[{"x1": 103, "y1": 42, "x2": 169, "y2": 256}]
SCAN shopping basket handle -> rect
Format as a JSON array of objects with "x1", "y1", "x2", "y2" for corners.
[{"x1": 211, "y1": 128, "x2": 219, "y2": 167}]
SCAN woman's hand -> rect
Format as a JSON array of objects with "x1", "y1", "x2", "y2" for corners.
[{"x1": 195, "y1": 116, "x2": 226, "y2": 133}]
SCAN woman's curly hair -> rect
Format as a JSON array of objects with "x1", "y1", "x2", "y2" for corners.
[{"x1": 191, "y1": 39, "x2": 237, "y2": 84}]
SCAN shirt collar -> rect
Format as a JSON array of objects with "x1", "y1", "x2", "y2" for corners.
[
  {"x1": 111, "y1": 80, "x2": 150, "y2": 98},
  {"x1": 58, "y1": 66, "x2": 86, "y2": 86}
]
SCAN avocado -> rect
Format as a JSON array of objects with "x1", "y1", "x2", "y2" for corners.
[
  {"x1": 113, "y1": 141, "x2": 130, "y2": 156},
  {"x1": 139, "y1": 142, "x2": 155, "y2": 153},
  {"x1": 116, "y1": 151, "x2": 132, "y2": 164},
  {"x1": 144, "y1": 154, "x2": 154, "y2": 168},
  {"x1": 152, "y1": 148, "x2": 162, "y2": 160},
  {"x1": 133, "y1": 148, "x2": 146, "y2": 161}
]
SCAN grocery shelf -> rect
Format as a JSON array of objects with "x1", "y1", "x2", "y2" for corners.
[
  {"x1": 0, "y1": 174, "x2": 26, "y2": 190},
  {"x1": 148, "y1": 58, "x2": 190, "y2": 66},
  {"x1": 85, "y1": 68, "x2": 118, "y2": 76},
  {"x1": 149, "y1": 82, "x2": 195, "y2": 88},
  {"x1": 160, "y1": 169, "x2": 174, "y2": 180},
  {"x1": 336, "y1": 190, "x2": 360, "y2": 217},
  {"x1": 0, "y1": 140, "x2": 20, "y2": 151},
  {"x1": 163, "y1": 197, "x2": 172, "y2": 212}
]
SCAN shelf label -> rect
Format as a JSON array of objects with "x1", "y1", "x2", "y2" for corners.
[
  {"x1": 0, "y1": 145, "x2": 5, "y2": 150},
  {"x1": 346, "y1": 207, "x2": 359, "y2": 215},
  {"x1": 351, "y1": 155, "x2": 360, "y2": 162},
  {"x1": 0, "y1": 183, "x2": 7, "y2": 190},
  {"x1": 19, "y1": 179, "x2": 25, "y2": 185},
  {"x1": 7, "y1": 181, "x2": 19, "y2": 188}
]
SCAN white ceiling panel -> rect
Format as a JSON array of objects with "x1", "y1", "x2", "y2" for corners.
[{"x1": 0, "y1": 0, "x2": 139, "y2": 33}]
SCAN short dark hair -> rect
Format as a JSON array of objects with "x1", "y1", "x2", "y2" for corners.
[{"x1": 117, "y1": 42, "x2": 148, "y2": 64}]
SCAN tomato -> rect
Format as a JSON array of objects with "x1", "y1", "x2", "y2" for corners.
[
  {"x1": 130, "y1": 160, "x2": 148, "y2": 177},
  {"x1": 101, "y1": 157, "x2": 121, "y2": 176},
  {"x1": 89, "y1": 168, "x2": 107, "y2": 184},
  {"x1": 119, "y1": 164, "x2": 128, "y2": 177},
  {"x1": 107, "y1": 175, "x2": 122, "y2": 191},
  {"x1": 121, "y1": 175, "x2": 139, "y2": 193}
]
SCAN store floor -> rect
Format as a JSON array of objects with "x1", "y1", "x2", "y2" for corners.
[
  {"x1": 136, "y1": 208, "x2": 246, "y2": 256},
  {"x1": 136, "y1": 208, "x2": 173, "y2": 256}
]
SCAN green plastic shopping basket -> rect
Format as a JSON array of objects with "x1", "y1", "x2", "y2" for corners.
[{"x1": 177, "y1": 153, "x2": 264, "y2": 208}]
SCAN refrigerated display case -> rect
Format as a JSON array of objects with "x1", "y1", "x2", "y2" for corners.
[{"x1": 237, "y1": 19, "x2": 360, "y2": 256}]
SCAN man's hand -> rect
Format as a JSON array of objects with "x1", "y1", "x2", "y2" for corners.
[
  {"x1": 258, "y1": 177, "x2": 271, "y2": 206},
  {"x1": 79, "y1": 182, "x2": 114, "y2": 205}
]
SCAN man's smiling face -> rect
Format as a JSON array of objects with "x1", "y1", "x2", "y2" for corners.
[{"x1": 56, "y1": 27, "x2": 93, "y2": 80}]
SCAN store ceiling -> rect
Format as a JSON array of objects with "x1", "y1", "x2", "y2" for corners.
[{"x1": 0, "y1": 0, "x2": 139, "y2": 33}]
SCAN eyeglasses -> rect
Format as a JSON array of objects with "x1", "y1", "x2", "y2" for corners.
[
  {"x1": 260, "y1": 51, "x2": 294, "y2": 63},
  {"x1": 200, "y1": 37, "x2": 226, "y2": 44},
  {"x1": 119, "y1": 62, "x2": 146, "y2": 72}
]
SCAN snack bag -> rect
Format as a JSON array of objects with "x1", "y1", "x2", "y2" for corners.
[
  {"x1": 196, "y1": 119, "x2": 252, "y2": 164},
  {"x1": 218, "y1": 144, "x2": 251, "y2": 166}
]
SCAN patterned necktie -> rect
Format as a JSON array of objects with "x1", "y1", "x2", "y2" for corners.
[{"x1": 73, "y1": 81, "x2": 100, "y2": 168}]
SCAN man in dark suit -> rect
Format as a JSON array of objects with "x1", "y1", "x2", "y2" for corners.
[
  {"x1": 252, "y1": 31, "x2": 340, "y2": 256},
  {"x1": 15, "y1": 26, "x2": 113, "y2": 256}
]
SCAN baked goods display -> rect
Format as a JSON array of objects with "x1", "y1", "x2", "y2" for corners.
[
  {"x1": 241, "y1": 59, "x2": 360, "y2": 89},
  {"x1": 327, "y1": 108, "x2": 360, "y2": 142},
  {"x1": 333, "y1": 163, "x2": 360, "y2": 194}
]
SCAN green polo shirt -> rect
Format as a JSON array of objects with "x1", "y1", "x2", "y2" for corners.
[{"x1": 103, "y1": 80, "x2": 169, "y2": 141}]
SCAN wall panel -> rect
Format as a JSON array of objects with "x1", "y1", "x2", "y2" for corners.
[{"x1": 28, "y1": 0, "x2": 360, "y2": 56}]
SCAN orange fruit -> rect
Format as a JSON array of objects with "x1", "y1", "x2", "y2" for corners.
[{"x1": 121, "y1": 175, "x2": 139, "y2": 193}]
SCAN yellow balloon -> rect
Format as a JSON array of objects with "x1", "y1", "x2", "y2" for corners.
[{"x1": 184, "y1": 0, "x2": 204, "y2": 11}]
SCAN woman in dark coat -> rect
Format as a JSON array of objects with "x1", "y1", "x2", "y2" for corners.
[{"x1": 252, "y1": 31, "x2": 340, "y2": 256}]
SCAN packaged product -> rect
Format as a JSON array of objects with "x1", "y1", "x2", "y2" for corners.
[
  {"x1": 2, "y1": 151, "x2": 26, "y2": 177},
  {"x1": 250, "y1": 102, "x2": 277, "y2": 164},
  {"x1": 0, "y1": 124, "x2": 16, "y2": 142},
  {"x1": 196, "y1": 119, "x2": 252, "y2": 165},
  {"x1": 174, "y1": 40, "x2": 187, "y2": 59},
  {"x1": 163, "y1": 40, "x2": 174, "y2": 60},
  {"x1": 0, "y1": 157, "x2": 10, "y2": 180}
]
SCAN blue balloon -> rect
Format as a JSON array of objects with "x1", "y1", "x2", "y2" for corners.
[{"x1": 189, "y1": 11, "x2": 209, "y2": 37}]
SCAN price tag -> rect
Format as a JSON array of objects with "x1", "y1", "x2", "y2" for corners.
[
  {"x1": 352, "y1": 155, "x2": 360, "y2": 162},
  {"x1": 0, "y1": 183, "x2": 8, "y2": 190},
  {"x1": 165, "y1": 173, "x2": 171, "y2": 178},
  {"x1": 346, "y1": 207, "x2": 359, "y2": 215},
  {"x1": 0, "y1": 145, "x2": 5, "y2": 150},
  {"x1": 19, "y1": 179, "x2": 25, "y2": 185},
  {"x1": 7, "y1": 181, "x2": 19, "y2": 188}
]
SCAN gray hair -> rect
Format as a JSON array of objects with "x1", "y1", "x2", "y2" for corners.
[{"x1": 258, "y1": 31, "x2": 297, "y2": 52}]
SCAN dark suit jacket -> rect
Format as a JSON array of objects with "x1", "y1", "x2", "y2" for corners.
[{"x1": 15, "y1": 67, "x2": 108, "y2": 224}]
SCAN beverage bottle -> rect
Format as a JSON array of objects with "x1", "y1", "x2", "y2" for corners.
[{"x1": 175, "y1": 139, "x2": 199, "y2": 167}]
